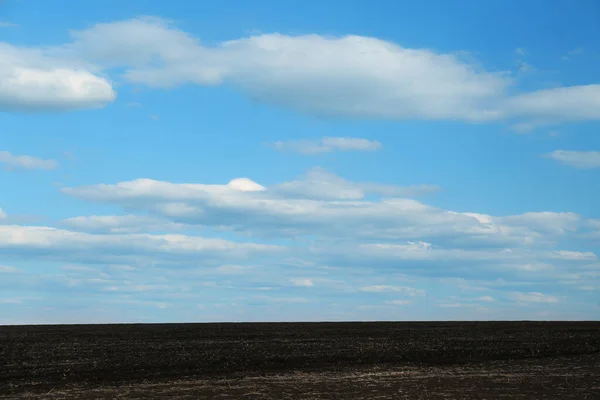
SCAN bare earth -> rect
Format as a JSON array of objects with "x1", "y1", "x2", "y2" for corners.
[{"x1": 1, "y1": 321, "x2": 599, "y2": 399}]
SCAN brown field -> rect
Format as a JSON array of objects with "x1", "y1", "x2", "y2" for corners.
[{"x1": 1, "y1": 321, "x2": 599, "y2": 399}]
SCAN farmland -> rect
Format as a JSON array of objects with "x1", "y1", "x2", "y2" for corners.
[{"x1": 1, "y1": 321, "x2": 599, "y2": 399}]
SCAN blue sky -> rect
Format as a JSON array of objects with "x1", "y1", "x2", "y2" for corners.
[{"x1": 1, "y1": 0, "x2": 599, "y2": 324}]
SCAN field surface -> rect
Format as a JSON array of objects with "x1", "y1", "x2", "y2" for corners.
[{"x1": 1, "y1": 321, "x2": 599, "y2": 399}]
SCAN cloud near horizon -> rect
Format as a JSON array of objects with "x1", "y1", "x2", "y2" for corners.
[
  {"x1": 59, "y1": 168, "x2": 595, "y2": 253},
  {"x1": 46, "y1": 168, "x2": 598, "y2": 288},
  {"x1": 1, "y1": 166, "x2": 599, "y2": 322}
]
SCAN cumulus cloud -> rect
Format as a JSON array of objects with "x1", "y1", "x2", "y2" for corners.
[
  {"x1": 0, "y1": 208, "x2": 6, "y2": 220},
  {"x1": 61, "y1": 169, "x2": 595, "y2": 252},
  {"x1": 545, "y1": 150, "x2": 600, "y2": 169},
  {"x1": 58, "y1": 17, "x2": 508, "y2": 122},
  {"x1": 55, "y1": 170, "x2": 600, "y2": 285},
  {"x1": 0, "y1": 43, "x2": 115, "y2": 112},
  {"x1": 4, "y1": 16, "x2": 599, "y2": 123},
  {"x1": 4, "y1": 171, "x2": 597, "y2": 300},
  {"x1": 0, "y1": 151, "x2": 58, "y2": 170},
  {"x1": 271, "y1": 137, "x2": 381, "y2": 155},
  {"x1": 4, "y1": 16, "x2": 585, "y2": 125}
]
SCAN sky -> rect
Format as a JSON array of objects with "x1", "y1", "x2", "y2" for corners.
[{"x1": 0, "y1": 0, "x2": 599, "y2": 324}]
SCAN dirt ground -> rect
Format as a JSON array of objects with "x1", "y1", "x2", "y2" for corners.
[{"x1": 1, "y1": 321, "x2": 599, "y2": 399}]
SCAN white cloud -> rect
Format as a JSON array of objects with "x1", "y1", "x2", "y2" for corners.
[
  {"x1": 329, "y1": 242, "x2": 584, "y2": 266},
  {"x1": 61, "y1": 17, "x2": 509, "y2": 122},
  {"x1": 545, "y1": 150, "x2": 600, "y2": 169},
  {"x1": 0, "y1": 208, "x2": 6, "y2": 220},
  {"x1": 289, "y1": 278, "x2": 313, "y2": 287},
  {"x1": 510, "y1": 292, "x2": 559, "y2": 303},
  {"x1": 0, "y1": 151, "x2": 58, "y2": 170},
  {"x1": 6, "y1": 170, "x2": 591, "y2": 290},
  {"x1": 549, "y1": 250, "x2": 596, "y2": 261},
  {"x1": 60, "y1": 170, "x2": 598, "y2": 252},
  {"x1": 47, "y1": 17, "x2": 600, "y2": 125},
  {"x1": 2, "y1": 17, "x2": 597, "y2": 124},
  {"x1": 504, "y1": 85, "x2": 600, "y2": 123},
  {"x1": 271, "y1": 137, "x2": 381, "y2": 155},
  {"x1": 227, "y1": 178, "x2": 266, "y2": 192},
  {"x1": 499, "y1": 212, "x2": 581, "y2": 235},
  {"x1": 0, "y1": 43, "x2": 115, "y2": 112},
  {"x1": 478, "y1": 296, "x2": 495, "y2": 302}
]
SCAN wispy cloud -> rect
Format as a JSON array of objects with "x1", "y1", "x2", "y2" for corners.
[
  {"x1": 359, "y1": 285, "x2": 425, "y2": 296},
  {"x1": 384, "y1": 299, "x2": 412, "y2": 305},
  {"x1": 0, "y1": 21, "x2": 19, "y2": 28},
  {"x1": 0, "y1": 265, "x2": 21, "y2": 273},
  {"x1": 562, "y1": 47, "x2": 584, "y2": 61},
  {"x1": 0, "y1": 151, "x2": 58, "y2": 171},
  {"x1": 510, "y1": 292, "x2": 559, "y2": 303},
  {"x1": 271, "y1": 137, "x2": 381, "y2": 155},
  {"x1": 61, "y1": 215, "x2": 188, "y2": 234},
  {"x1": 270, "y1": 167, "x2": 440, "y2": 200},
  {"x1": 289, "y1": 278, "x2": 314, "y2": 287},
  {"x1": 544, "y1": 150, "x2": 600, "y2": 169}
]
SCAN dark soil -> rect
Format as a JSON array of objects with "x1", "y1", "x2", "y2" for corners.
[{"x1": 1, "y1": 321, "x2": 599, "y2": 399}]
